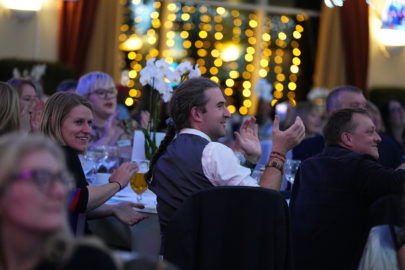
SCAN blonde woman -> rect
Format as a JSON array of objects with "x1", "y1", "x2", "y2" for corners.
[
  {"x1": 0, "y1": 82, "x2": 20, "y2": 135},
  {"x1": 7, "y1": 78, "x2": 44, "y2": 132},
  {"x1": 0, "y1": 133, "x2": 120, "y2": 270},
  {"x1": 40, "y1": 92, "x2": 147, "y2": 235}
]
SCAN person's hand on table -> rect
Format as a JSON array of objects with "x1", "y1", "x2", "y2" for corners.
[
  {"x1": 112, "y1": 201, "x2": 149, "y2": 225},
  {"x1": 234, "y1": 117, "x2": 261, "y2": 164},
  {"x1": 109, "y1": 162, "x2": 138, "y2": 188}
]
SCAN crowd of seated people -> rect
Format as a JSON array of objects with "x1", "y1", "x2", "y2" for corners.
[{"x1": 1, "y1": 73, "x2": 405, "y2": 269}]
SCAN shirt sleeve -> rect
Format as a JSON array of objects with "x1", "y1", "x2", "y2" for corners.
[{"x1": 202, "y1": 142, "x2": 259, "y2": 187}]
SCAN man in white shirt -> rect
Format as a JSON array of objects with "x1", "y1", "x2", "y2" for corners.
[{"x1": 147, "y1": 77, "x2": 305, "y2": 236}]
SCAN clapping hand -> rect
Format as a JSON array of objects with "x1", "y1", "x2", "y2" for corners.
[
  {"x1": 234, "y1": 117, "x2": 261, "y2": 164},
  {"x1": 272, "y1": 115, "x2": 305, "y2": 154}
]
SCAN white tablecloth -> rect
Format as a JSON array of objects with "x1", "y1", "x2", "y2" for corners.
[{"x1": 88, "y1": 175, "x2": 161, "y2": 257}]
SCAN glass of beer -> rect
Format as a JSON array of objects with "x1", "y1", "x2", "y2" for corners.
[{"x1": 130, "y1": 160, "x2": 149, "y2": 202}]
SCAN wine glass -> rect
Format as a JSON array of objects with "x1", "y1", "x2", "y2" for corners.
[
  {"x1": 84, "y1": 146, "x2": 108, "y2": 183},
  {"x1": 284, "y1": 159, "x2": 301, "y2": 184},
  {"x1": 130, "y1": 160, "x2": 149, "y2": 202}
]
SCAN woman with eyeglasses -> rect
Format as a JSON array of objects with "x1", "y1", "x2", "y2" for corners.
[
  {"x1": 40, "y1": 92, "x2": 147, "y2": 235},
  {"x1": 7, "y1": 78, "x2": 44, "y2": 133},
  {"x1": 0, "y1": 133, "x2": 120, "y2": 269},
  {"x1": 76, "y1": 72, "x2": 132, "y2": 150}
]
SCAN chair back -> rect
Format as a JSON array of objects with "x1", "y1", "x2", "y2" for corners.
[{"x1": 164, "y1": 186, "x2": 292, "y2": 270}]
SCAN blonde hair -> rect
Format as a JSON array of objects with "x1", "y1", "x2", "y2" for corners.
[
  {"x1": 0, "y1": 133, "x2": 71, "y2": 268},
  {"x1": 0, "y1": 82, "x2": 20, "y2": 135},
  {"x1": 0, "y1": 133, "x2": 119, "y2": 269},
  {"x1": 75, "y1": 71, "x2": 115, "y2": 96},
  {"x1": 40, "y1": 92, "x2": 92, "y2": 146}
]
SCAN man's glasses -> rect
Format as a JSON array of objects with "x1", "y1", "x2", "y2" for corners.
[
  {"x1": 90, "y1": 88, "x2": 117, "y2": 99},
  {"x1": 11, "y1": 169, "x2": 74, "y2": 192}
]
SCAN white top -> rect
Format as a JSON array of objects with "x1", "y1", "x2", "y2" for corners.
[{"x1": 180, "y1": 128, "x2": 259, "y2": 187}]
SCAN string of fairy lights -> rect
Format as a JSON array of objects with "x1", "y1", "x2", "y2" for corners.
[{"x1": 119, "y1": 0, "x2": 306, "y2": 115}]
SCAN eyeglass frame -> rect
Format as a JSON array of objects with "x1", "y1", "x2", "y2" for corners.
[
  {"x1": 8, "y1": 169, "x2": 74, "y2": 192},
  {"x1": 89, "y1": 88, "x2": 118, "y2": 99}
]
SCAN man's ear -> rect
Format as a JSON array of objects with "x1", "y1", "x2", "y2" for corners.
[
  {"x1": 340, "y1": 132, "x2": 353, "y2": 148},
  {"x1": 190, "y1": 106, "x2": 203, "y2": 123}
]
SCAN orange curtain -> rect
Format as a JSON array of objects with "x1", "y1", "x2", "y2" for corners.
[{"x1": 58, "y1": 0, "x2": 99, "y2": 77}]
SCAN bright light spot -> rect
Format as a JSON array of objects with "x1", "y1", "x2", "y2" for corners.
[
  {"x1": 262, "y1": 33, "x2": 271, "y2": 41},
  {"x1": 293, "y1": 48, "x2": 301, "y2": 56},
  {"x1": 210, "y1": 67, "x2": 218, "y2": 75},
  {"x1": 378, "y1": 29, "x2": 405, "y2": 46},
  {"x1": 210, "y1": 76, "x2": 219, "y2": 83},
  {"x1": 199, "y1": 31, "x2": 208, "y2": 39},
  {"x1": 226, "y1": 79, "x2": 235, "y2": 87},
  {"x1": 128, "y1": 52, "x2": 136, "y2": 60},
  {"x1": 180, "y1": 31, "x2": 189, "y2": 39},
  {"x1": 229, "y1": 71, "x2": 239, "y2": 79},
  {"x1": 181, "y1": 13, "x2": 190, "y2": 21},
  {"x1": 239, "y1": 106, "x2": 248, "y2": 115},
  {"x1": 197, "y1": 49, "x2": 207, "y2": 57},
  {"x1": 221, "y1": 43, "x2": 241, "y2": 62},
  {"x1": 129, "y1": 89, "x2": 137, "y2": 97},
  {"x1": 167, "y1": 3, "x2": 177, "y2": 11},
  {"x1": 290, "y1": 65, "x2": 299, "y2": 73},
  {"x1": 296, "y1": 25, "x2": 304, "y2": 32},
  {"x1": 292, "y1": 57, "x2": 301, "y2": 66},
  {"x1": 120, "y1": 35, "x2": 143, "y2": 51},
  {"x1": 216, "y1": 7, "x2": 226, "y2": 15},
  {"x1": 125, "y1": 97, "x2": 134, "y2": 106},
  {"x1": 242, "y1": 89, "x2": 251, "y2": 97},
  {"x1": 128, "y1": 70, "x2": 137, "y2": 78},
  {"x1": 245, "y1": 54, "x2": 253, "y2": 62},
  {"x1": 183, "y1": 40, "x2": 192, "y2": 48},
  {"x1": 224, "y1": 88, "x2": 233, "y2": 96},
  {"x1": 281, "y1": 16, "x2": 289, "y2": 23},
  {"x1": 288, "y1": 82, "x2": 297, "y2": 91},
  {"x1": 228, "y1": 105, "x2": 236, "y2": 113},
  {"x1": 260, "y1": 59, "x2": 269, "y2": 67},
  {"x1": 214, "y1": 32, "x2": 223, "y2": 40},
  {"x1": 276, "y1": 74, "x2": 285, "y2": 81},
  {"x1": 166, "y1": 40, "x2": 175, "y2": 47},
  {"x1": 246, "y1": 47, "x2": 255, "y2": 54},
  {"x1": 243, "y1": 81, "x2": 251, "y2": 88},
  {"x1": 259, "y1": 69, "x2": 267, "y2": 77},
  {"x1": 278, "y1": 32, "x2": 287, "y2": 40},
  {"x1": 293, "y1": 31, "x2": 302, "y2": 39},
  {"x1": 249, "y1": 20, "x2": 258, "y2": 28},
  {"x1": 243, "y1": 99, "x2": 252, "y2": 108},
  {"x1": 214, "y1": 59, "x2": 223, "y2": 67},
  {"x1": 275, "y1": 83, "x2": 284, "y2": 91},
  {"x1": 3, "y1": 0, "x2": 42, "y2": 11}
]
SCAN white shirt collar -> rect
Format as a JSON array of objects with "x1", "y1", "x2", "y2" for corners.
[{"x1": 179, "y1": 128, "x2": 212, "y2": 142}]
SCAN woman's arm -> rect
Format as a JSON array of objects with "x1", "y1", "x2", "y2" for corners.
[{"x1": 85, "y1": 162, "x2": 138, "y2": 211}]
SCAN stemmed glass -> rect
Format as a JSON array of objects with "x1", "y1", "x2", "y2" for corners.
[
  {"x1": 130, "y1": 160, "x2": 149, "y2": 202},
  {"x1": 284, "y1": 159, "x2": 301, "y2": 184},
  {"x1": 84, "y1": 146, "x2": 109, "y2": 183}
]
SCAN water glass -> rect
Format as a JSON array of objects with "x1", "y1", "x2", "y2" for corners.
[{"x1": 284, "y1": 159, "x2": 301, "y2": 184}]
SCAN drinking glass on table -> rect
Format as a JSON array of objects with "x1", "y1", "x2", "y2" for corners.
[
  {"x1": 130, "y1": 160, "x2": 149, "y2": 202},
  {"x1": 284, "y1": 159, "x2": 301, "y2": 184}
]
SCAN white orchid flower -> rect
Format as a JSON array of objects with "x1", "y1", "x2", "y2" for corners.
[
  {"x1": 176, "y1": 61, "x2": 193, "y2": 75},
  {"x1": 188, "y1": 64, "x2": 201, "y2": 79}
]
